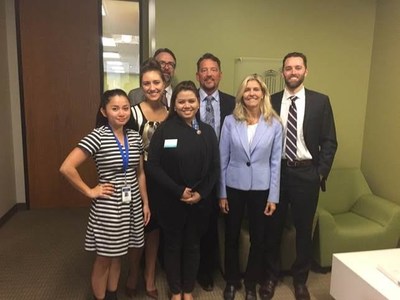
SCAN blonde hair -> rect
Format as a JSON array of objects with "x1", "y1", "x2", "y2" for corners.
[{"x1": 233, "y1": 74, "x2": 279, "y2": 124}]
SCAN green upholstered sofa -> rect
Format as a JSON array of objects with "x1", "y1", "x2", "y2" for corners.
[{"x1": 312, "y1": 168, "x2": 400, "y2": 268}]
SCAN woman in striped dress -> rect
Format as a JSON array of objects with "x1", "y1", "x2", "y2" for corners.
[{"x1": 60, "y1": 89, "x2": 150, "y2": 300}]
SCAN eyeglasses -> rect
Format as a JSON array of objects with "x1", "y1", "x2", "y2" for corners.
[{"x1": 158, "y1": 60, "x2": 176, "y2": 69}]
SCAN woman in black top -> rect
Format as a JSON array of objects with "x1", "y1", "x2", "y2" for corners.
[{"x1": 147, "y1": 81, "x2": 220, "y2": 300}]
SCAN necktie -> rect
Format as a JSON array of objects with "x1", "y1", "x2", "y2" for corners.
[
  {"x1": 285, "y1": 96, "x2": 298, "y2": 161},
  {"x1": 204, "y1": 96, "x2": 215, "y2": 130}
]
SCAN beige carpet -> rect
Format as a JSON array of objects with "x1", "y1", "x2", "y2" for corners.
[{"x1": 0, "y1": 208, "x2": 333, "y2": 299}]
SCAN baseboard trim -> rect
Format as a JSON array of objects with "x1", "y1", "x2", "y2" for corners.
[{"x1": 0, "y1": 203, "x2": 27, "y2": 227}]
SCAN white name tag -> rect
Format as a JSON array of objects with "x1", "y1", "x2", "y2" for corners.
[
  {"x1": 164, "y1": 139, "x2": 178, "y2": 148},
  {"x1": 122, "y1": 186, "x2": 131, "y2": 203}
]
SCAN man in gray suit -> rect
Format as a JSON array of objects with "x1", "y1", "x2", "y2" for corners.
[
  {"x1": 195, "y1": 52, "x2": 235, "y2": 292},
  {"x1": 128, "y1": 48, "x2": 177, "y2": 108}
]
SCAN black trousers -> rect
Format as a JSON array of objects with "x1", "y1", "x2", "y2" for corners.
[
  {"x1": 162, "y1": 215, "x2": 205, "y2": 294},
  {"x1": 224, "y1": 187, "x2": 269, "y2": 290},
  {"x1": 265, "y1": 164, "x2": 320, "y2": 285},
  {"x1": 198, "y1": 198, "x2": 219, "y2": 279}
]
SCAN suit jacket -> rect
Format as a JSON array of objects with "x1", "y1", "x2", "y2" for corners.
[
  {"x1": 219, "y1": 115, "x2": 283, "y2": 203},
  {"x1": 271, "y1": 88, "x2": 337, "y2": 179},
  {"x1": 128, "y1": 88, "x2": 145, "y2": 106},
  {"x1": 217, "y1": 91, "x2": 236, "y2": 130},
  {"x1": 197, "y1": 90, "x2": 235, "y2": 136}
]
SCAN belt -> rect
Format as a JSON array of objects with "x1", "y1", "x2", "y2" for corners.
[{"x1": 282, "y1": 159, "x2": 313, "y2": 168}]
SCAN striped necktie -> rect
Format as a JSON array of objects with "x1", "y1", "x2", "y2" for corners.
[{"x1": 285, "y1": 96, "x2": 298, "y2": 161}]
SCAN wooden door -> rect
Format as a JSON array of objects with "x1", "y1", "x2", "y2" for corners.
[{"x1": 17, "y1": 0, "x2": 101, "y2": 208}]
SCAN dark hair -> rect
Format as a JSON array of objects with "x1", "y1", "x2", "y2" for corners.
[
  {"x1": 153, "y1": 48, "x2": 177, "y2": 65},
  {"x1": 95, "y1": 89, "x2": 129, "y2": 127},
  {"x1": 282, "y1": 52, "x2": 307, "y2": 69},
  {"x1": 139, "y1": 58, "x2": 165, "y2": 85},
  {"x1": 196, "y1": 52, "x2": 221, "y2": 71},
  {"x1": 167, "y1": 81, "x2": 199, "y2": 120}
]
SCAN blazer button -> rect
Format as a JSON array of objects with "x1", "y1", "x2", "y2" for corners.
[{"x1": 246, "y1": 162, "x2": 251, "y2": 166}]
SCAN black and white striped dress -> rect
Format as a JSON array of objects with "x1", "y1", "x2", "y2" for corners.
[{"x1": 78, "y1": 125, "x2": 145, "y2": 257}]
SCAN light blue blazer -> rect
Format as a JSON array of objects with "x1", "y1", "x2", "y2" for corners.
[{"x1": 219, "y1": 114, "x2": 282, "y2": 203}]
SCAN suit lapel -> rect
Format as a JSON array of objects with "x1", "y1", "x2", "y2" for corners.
[
  {"x1": 234, "y1": 120, "x2": 251, "y2": 159},
  {"x1": 249, "y1": 117, "x2": 266, "y2": 155},
  {"x1": 303, "y1": 89, "x2": 311, "y2": 135}
]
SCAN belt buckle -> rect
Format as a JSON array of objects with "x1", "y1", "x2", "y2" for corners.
[{"x1": 287, "y1": 160, "x2": 298, "y2": 167}]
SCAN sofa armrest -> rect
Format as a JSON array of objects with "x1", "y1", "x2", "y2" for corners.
[
  {"x1": 316, "y1": 207, "x2": 336, "y2": 232},
  {"x1": 351, "y1": 194, "x2": 400, "y2": 227}
]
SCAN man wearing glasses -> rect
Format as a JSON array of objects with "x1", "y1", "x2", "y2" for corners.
[{"x1": 128, "y1": 48, "x2": 177, "y2": 108}]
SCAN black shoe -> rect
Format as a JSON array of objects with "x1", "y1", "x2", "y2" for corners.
[
  {"x1": 197, "y1": 275, "x2": 214, "y2": 291},
  {"x1": 259, "y1": 280, "x2": 276, "y2": 300},
  {"x1": 245, "y1": 288, "x2": 257, "y2": 300},
  {"x1": 294, "y1": 284, "x2": 310, "y2": 300},
  {"x1": 223, "y1": 284, "x2": 237, "y2": 300},
  {"x1": 105, "y1": 290, "x2": 118, "y2": 300}
]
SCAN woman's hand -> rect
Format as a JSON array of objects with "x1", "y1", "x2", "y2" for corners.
[
  {"x1": 219, "y1": 198, "x2": 229, "y2": 214},
  {"x1": 181, "y1": 187, "x2": 193, "y2": 201},
  {"x1": 264, "y1": 202, "x2": 276, "y2": 216},
  {"x1": 89, "y1": 183, "x2": 114, "y2": 199},
  {"x1": 187, "y1": 191, "x2": 201, "y2": 205},
  {"x1": 143, "y1": 203, "x2": 151, "y2": 226}
]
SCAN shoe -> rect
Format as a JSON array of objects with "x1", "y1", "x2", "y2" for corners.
[
  {"x1": 223, "y1": 284, "x2": 237, "y2": 300},
  {"x1": 145, "y1": 288, "x2": 158, "y2": 299},
  {"x1": 294, "y1": 284, "x2": 310, "y2": 300},
  {"x1": 105, "y1": 290, "x2": 118, "y2": 300},
  {"x1": 197, "y1": 275, "x2": 214, "y2": 291},
  {"x1": 245, "y1": 288, "x2": 257, "y2": 300},
  {"x1": 125, "y1": 286, "x2": 137, "y2": 298},
  {"x1": 259, "y1": 280, "x2": 276, "y2": 300}
]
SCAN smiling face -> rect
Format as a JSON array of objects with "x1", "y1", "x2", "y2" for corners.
[
  {"x1": 155, "y1": 52, "x2": 176, "y2": 86},
  {"x1": 101, "y1": 95, "x2": 131, "y2": 130},
  {"x1": 141, "y1": 70, "x2": 166, "y2": 102},
  {"x1": 196, "y1": 58, "x2": 222, "y2": 95},
  {"x1": 174, "y1": 90, "x2": 200, "y2": 125},
  {"x1": 282, "y1": 56, "x2": 308, "y2": 93},
  {"x1": 242, "y1": 79, "x2": 264, "y2": 110}
]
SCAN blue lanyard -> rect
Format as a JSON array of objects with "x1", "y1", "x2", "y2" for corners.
[{"x1": 109, "y1": 126, "x2": 129, "y2": 173}]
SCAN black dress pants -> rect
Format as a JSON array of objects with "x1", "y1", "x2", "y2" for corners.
[
  {"x1": 265, "y1": 164, "x2": 320, "y2": 284},
  {"x1": 162, "y1": 215, "x2": 205, "y2": 294},
  {"x1": 224, "y1": 187, "x2": 269, "y2": 290},
  {"x1": 198, "y1": 198, "x2": 219, "y2": 280}
]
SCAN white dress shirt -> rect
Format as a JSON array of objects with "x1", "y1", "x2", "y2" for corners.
[{"x1": 280, "y1": 87, "x2": 312, "y2": 160}]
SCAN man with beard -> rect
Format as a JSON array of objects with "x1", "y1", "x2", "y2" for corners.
[
  {"x1": 260, "y1": 52, "x2": 337, "y2": 300},
  {"x1": 128, "y1": 48, "x2": 176, "y2": 108},
  {"x1": 195, "y1": 53, "x2": 235, "y2": 292}
]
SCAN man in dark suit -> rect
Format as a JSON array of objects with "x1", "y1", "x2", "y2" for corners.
[
  {"x1": 195, "y1": 53, "x2": 235, "y2": 291},
  {"x1": 261, "y1": 52, "x2": 337, "y2": 300}
]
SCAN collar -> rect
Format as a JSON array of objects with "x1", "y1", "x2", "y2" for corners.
[
  {"x1": 283, "y1": 86, "x2": 305, "y2": 102},
  {"x1": 199, "y1": 89, "x2": 220, "y2": 102},
  {"x1": 165, "y1": 85, "x2": 173, "y2": 96}
]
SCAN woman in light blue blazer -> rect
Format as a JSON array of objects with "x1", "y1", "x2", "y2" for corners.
[{"x1": 219, "y1": 74, "x2": 282, "y2": 300}]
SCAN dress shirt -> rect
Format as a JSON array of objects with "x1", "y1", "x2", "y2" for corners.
[
  {"x1": 199, "y1": 89, "x2": 221, "y2": 139},
  {"x1": 165, "y1": 85, "x2": 172, "y2": 108},
  {"x1": 280, "y1": 87, "x2": 312, "y2": 160}
]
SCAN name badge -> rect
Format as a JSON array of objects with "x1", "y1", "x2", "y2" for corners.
[
  {"x1": 122, "y1": 186, "x2": 131, "y2": 203},
  {"x1": 164, "y1": 139, "x2": 178, "y2": 148}
]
